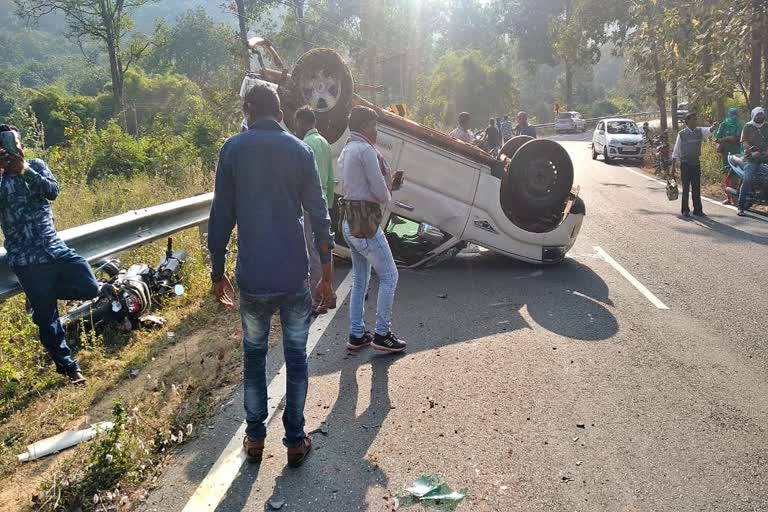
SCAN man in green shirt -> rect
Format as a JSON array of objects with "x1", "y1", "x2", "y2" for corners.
[
  {"x1": 716, "y1": 107, "x2": 743, "y2": 205},
  {"x1": 295, "y1": 106, "x2": 336, "y2": 312}
]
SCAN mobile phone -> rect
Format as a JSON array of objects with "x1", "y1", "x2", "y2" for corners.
[
  {"x1": 1, "y1": 131, "x2": 19, "y2": 157},
  {"x1": 392, "y1": 170, "x2": 405, "y2": 191}
]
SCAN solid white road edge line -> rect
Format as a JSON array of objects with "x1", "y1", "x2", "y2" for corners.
[
  {"x1": 594, "y1": 246, "x2": 669, "y2": 310},
  {"x1": 181, "y1": 271, "x2": 355, "y2": 512},
  {"x1": 622, "y1": 165, "x2": 768, "y2": 223}
]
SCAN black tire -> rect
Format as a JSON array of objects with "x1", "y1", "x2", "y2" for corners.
[
  {"x1": 501, "y1": 139, "x2": 574, "y2": 217},
  {"x1": 289, "y1": 49, "x2": 354, "y2": 144},
  {"x1": 591, "y1": 145, "x2": 598, "y2": 160},
  {"x1": 603, "y1": 148, "x2": 612, "y2": 164},
  {"x1": 500, "y1": 135, "x2": 534, "y2": 160}
]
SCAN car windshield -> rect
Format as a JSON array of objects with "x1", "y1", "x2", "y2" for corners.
[
  {"x1": 607, "y1": 121, "x2": 640, "y2": 135},
  {"x1": 678, "y1": 103, "x2": 688, "y2": 110},
  {"x1": 557, "y1": 113, "x2": 573, "y2": 120}
]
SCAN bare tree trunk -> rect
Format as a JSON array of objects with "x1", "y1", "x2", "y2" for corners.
[
  {"x1": 563, "y1": 0, "x2": 574, "y2": 107},
  {"x1": 763, "y1": 6, "x2": 768, "y2": 109},
  {"x1": 235, "y1": 0, "x2": 251, "y2": 72},
  {"x1": 749, "y1": 0, "x2": 762, "y2": 108},
  {"x1": 293, "y1": 1, "x2": 311, "y2": 53},
  {"x1": 107, "y1": 40, "x2": 126, "y2": 130},
  {"x1": 650, "y1": 42, "x2": 667, "y2": 131},
  {"x1": 716, "y1": 99, "x2": 726, "y2": 120},
  {"x1": 670, "y1": 81, "x2": 679, "y2": 131}
]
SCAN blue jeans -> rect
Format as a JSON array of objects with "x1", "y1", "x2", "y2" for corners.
[
  {"x1": 342, "y1": 221, "x2": 399, "y2": 337},
  {"x1": 12, "y1": 253, "x2": 99, "y2": 374},
  {"x1": 738, "y1": 161, "x2": 759, "y2": 211},
  {"x1": 240, "y1": 289, "x2": 311, "y2": 448}
]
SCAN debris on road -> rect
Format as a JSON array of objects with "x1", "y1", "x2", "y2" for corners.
[
  {"x1": 308, "y1": 422, "x2": 329, "y2": 436},
  {"x1": 437, "y1": 294, "x2": 448, "y2": 299},
  {"x1": 268, "y1": 497, "x2": 285, "y2": 509},
  {"x1": 17, "y1": 421, "x2": 114, "y2": 462},
  {"x1": 395, "y1": 475, "x2": 467, "y2": 511},
  {"x1": 576, "y1": 422, "x2": 586, "y2": 429}
]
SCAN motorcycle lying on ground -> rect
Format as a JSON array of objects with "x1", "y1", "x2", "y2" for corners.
[
  {"x1": 725, "y1": 153, "x2": 768, "y2": 211},
  {"x1": 60, "y1": 238, "x2": 187, "y2": 336}
]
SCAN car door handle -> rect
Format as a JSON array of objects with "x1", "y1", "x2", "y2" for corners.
[{"x1": 394, "y1": 201, "x2": 414, "y2": 211}]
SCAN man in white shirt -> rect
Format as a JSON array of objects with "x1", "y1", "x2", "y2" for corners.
[
  {"x1": 449, "y1": 112, "x2": 474, "y2": 144},
  {"x1": 671, "y1": 112, "x2": 718, "y2": 217}
]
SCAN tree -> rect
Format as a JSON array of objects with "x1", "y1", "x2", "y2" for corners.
[
  {"x1": 420, "y1": 51, "x2": 518, "y2": 128},
  {"x1": 500, "y1": 0, "x2": 612, "y2": 108},
  {"x1": 146, "y1": 8, "x2": 239, "y2": 86},
  {"x1": 15, "y1": 0, "x2": 155, "y2": 130}
]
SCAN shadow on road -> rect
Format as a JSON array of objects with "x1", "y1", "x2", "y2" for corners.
[
  {"x1": 635, "y1": 208, "x2": 768, "y2": 246},
  {"x1": 180, "y1": 254, "x2": 619, "y2": 510},
  {"x1": 261, "y1": 354, "x2": 399, "y2": 511}
]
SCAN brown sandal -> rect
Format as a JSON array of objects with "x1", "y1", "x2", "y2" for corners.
[
  {"x1": 243, "y1": 436, "x2": 265, "y2": 463},
  {"x1": 287, "y1": 436, "x2": 312, "y2": 468}
]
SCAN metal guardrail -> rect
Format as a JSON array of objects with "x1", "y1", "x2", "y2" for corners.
[
  {"x1": 0, "y1": 193, "x2": 214, "y2": 301},
  {"x1": 533, "y1": 111, "x2": 669, "y2": 132}
]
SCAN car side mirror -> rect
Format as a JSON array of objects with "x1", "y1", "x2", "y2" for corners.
[
  {"x1": 417, "y1": 223, "x2": 445, "y2": 245},
  {"x1": 599, "y1": 130, "x2": 605, "y2": 134}
]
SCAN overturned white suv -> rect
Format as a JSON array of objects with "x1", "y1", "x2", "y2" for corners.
[{"x1": 244, "y1": 40, "x2": 585, "y2": 268}]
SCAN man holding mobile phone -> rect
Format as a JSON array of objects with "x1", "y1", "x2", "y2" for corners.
[{"x1": 0, "y1": 125, "x2": 99, "y2": 385}]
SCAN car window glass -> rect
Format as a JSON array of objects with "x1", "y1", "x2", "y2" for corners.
[
  {"x1": 557, "y1": 113, "x2": 572, "y2": 120},
  {"x1": 607, "y1": 121, "x2": 640, "y2": 135}
]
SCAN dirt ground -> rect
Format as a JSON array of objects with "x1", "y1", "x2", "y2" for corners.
[{"x1": 0, "y1": 298, "x2": 280, "y2": 512}]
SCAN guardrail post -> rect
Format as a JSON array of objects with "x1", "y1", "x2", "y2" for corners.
[{"x1": 198, "y1": 221, "x2": 210, "y2": 264}]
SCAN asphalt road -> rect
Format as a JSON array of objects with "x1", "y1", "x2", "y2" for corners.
[{"x1": 142, "y1": 133, "x2": 768, "y2": 512}]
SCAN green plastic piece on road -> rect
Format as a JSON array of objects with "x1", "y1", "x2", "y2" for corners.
[{"x1": 396, "y1": 475, "x2": 468, "y2": 511}]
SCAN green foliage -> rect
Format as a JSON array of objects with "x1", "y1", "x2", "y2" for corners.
[
  {"x1": 145, "y1": 8, "x2": 240, "y2": 87},
  {"x1": 88, "y1": 121, "x2": 151, "y2": 181},
  {"x1": 4, "y1": 105, "x2": 43, "y2": 149},
  {"x1": 421, "y1": 51, "x2": 518, "y2": 130},
  {"x1": 123, "y1": 69, "x2": 205, "y2": 133}
]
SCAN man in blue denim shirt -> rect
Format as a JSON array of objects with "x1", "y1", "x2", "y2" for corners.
[
  {"x1": 207, "y1": 84, "x2": 334, "y2": 468},
  {"x1": 0, "y1": 125, "x2": 98, "y2": 385}
]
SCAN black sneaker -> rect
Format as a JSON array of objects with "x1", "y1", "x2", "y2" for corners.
[
  {"x1": 372, "y1": 332, "x2": 407, "y2": 353},
  {"x1": 693, "y1": 211, "x2": 706, "y2": 217},
  {"x1": 347, "y1": 332, "x2": 373, "y2": 350},
  {"x1": 67, "y1": 369, "x2": 87, "y2": 385},
  {"x1": 682, "y1": 211, "x2": 691, "y2": 218}
]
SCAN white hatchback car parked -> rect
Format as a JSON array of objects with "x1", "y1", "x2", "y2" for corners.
[
  {"x1": 592, "y1": 118, "x2": 647, "y2": 164},
  {"x1": 555, "y1": 112, "x2": 586, "y2": 134}
]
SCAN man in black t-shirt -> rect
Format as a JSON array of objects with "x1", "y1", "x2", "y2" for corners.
[{"x1": 484, "y1": 118, "x2": 501, "y2": 156}]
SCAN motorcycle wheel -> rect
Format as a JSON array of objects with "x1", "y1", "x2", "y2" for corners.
[{"x1": 288, "y1": 49, "x2": 354, "y2": 144}]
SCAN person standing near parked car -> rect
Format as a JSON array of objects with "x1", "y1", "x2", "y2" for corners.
[
  {"x1": 514, "y1": 111, "x2": 537, "y2": 138},
  {"x1": 738, "y1": 107, "x2": 768, "y2": 217},
  {"x1": 208, "y1": 83, "x2": 335, "y2": 467},
  {"x1": 0, "y1": 125, "x2": 98, "y2": 385},
  {"x1": 338, "y1": 106, "x2": 406, "y2": 354},
  {"x1": 671, "y1": 113, "x2": 717, "y2": 217},
  {"x1": 294, "y1": 106, "x2": 337, "y2": 314},
  {"x1": 716, "y1": 107, "x2": 742, "y2": 205}
]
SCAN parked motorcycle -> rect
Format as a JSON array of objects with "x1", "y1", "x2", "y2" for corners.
[
  {"x1": 725, "y1": 153, "x2": 768, "y2": 210},
  {"x1": 61, "y1": 238, "x2": 187, "y2": 335},
  {"x1": 651, "y1": 132, "x2": 671, "y2": 177}
]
